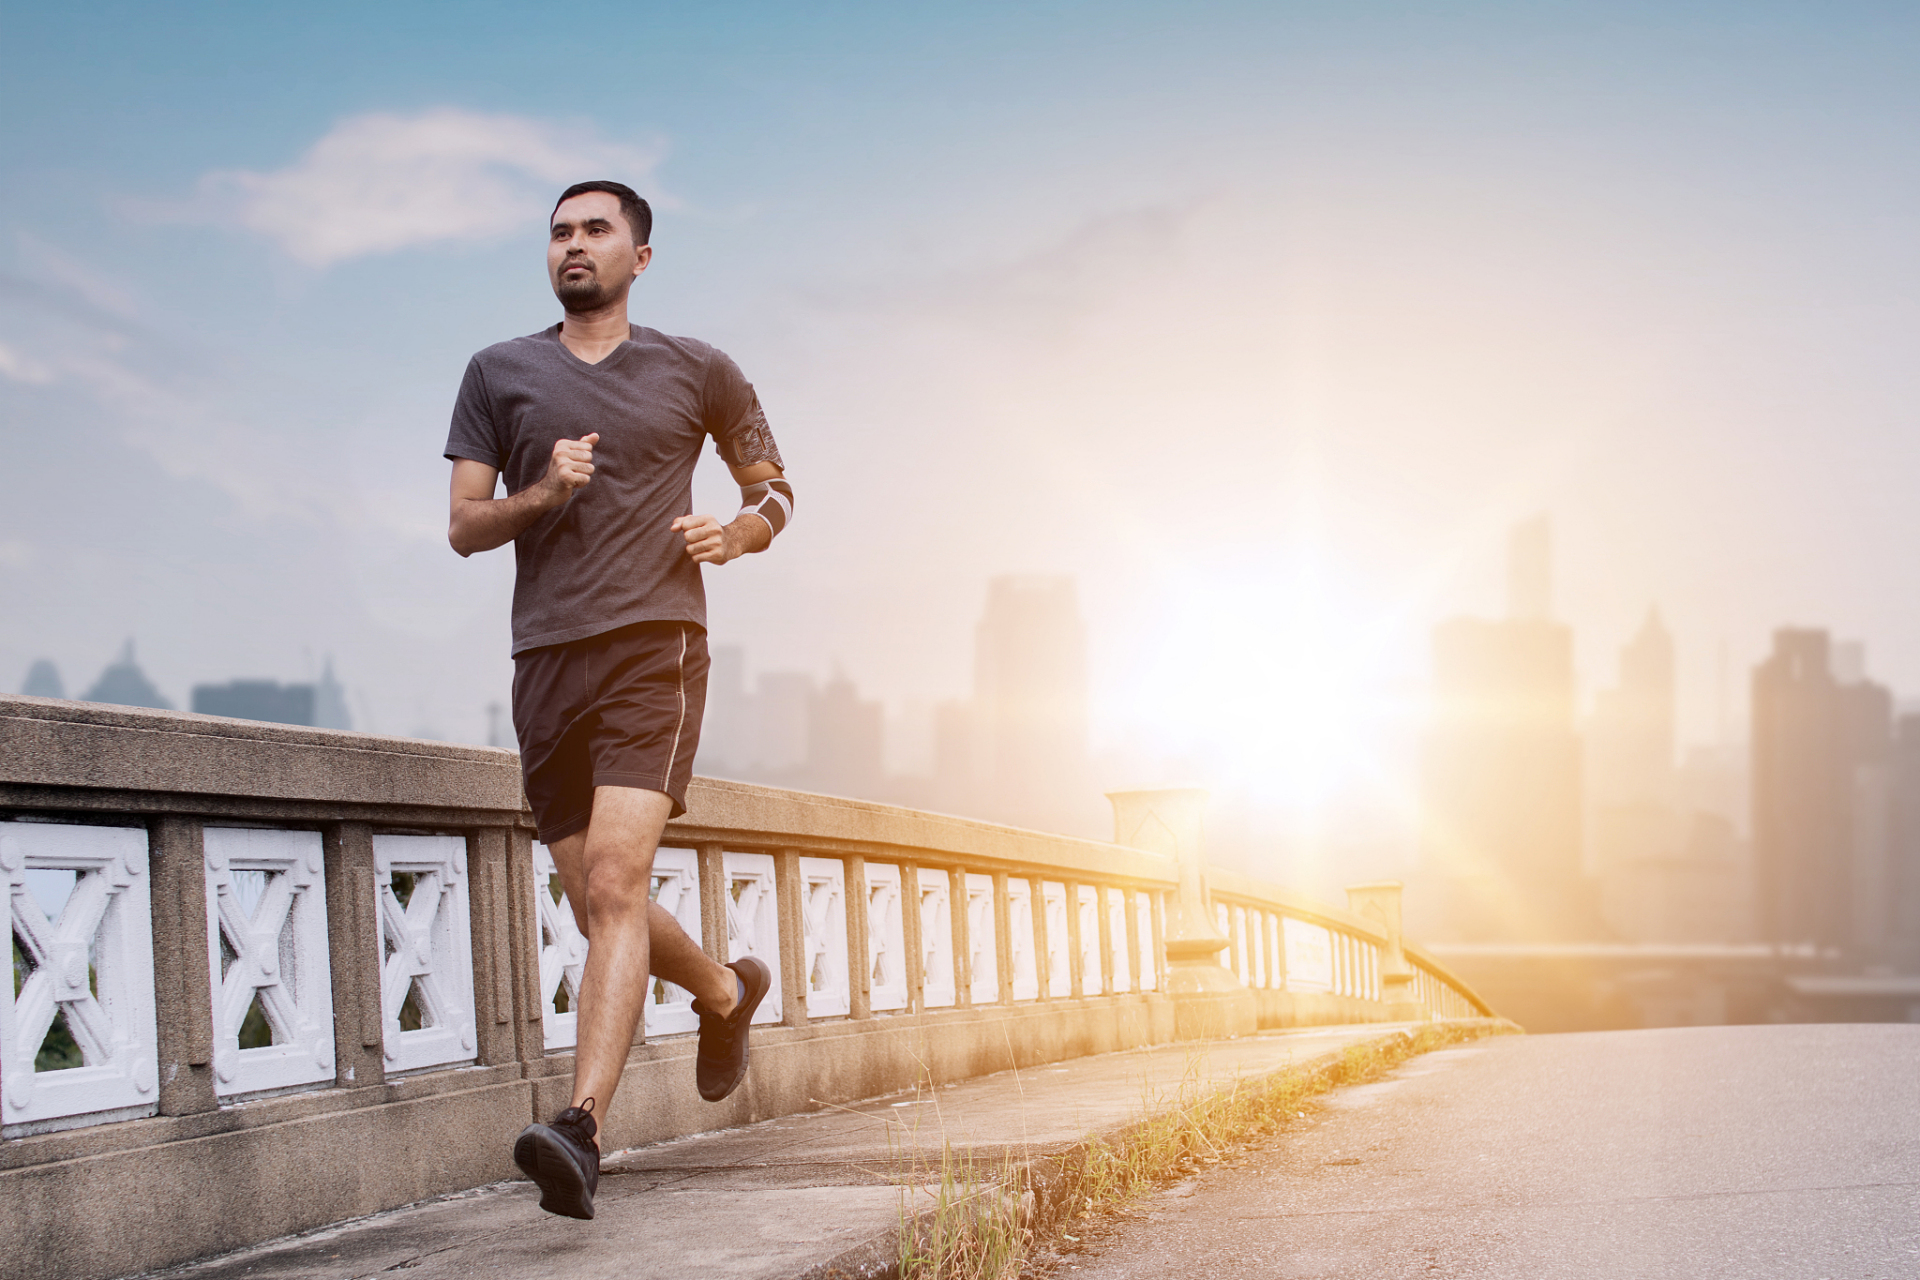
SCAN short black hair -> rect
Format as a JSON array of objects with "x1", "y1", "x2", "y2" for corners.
[{"x1": 551, "y1": 181, "x2": 652, "y2": 246}]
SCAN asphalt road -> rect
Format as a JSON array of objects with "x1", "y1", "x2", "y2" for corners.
[{"x1": 1066, "y1": 1024, "x2": 1920, "y2": 1280}]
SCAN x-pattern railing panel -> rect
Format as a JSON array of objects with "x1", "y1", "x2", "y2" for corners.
[
  {"x1": 918, "y1": 873, "x2": 956, "y2": 1009},
  {"x1": 374, "y1": 835, "x2": 475, "y2": 1075},
  {"x1": 1135, "y1": 893, "x2": 1159, "y2": 991},
  {"x1": 864, "y1": 863, "x2": 909, "y2": 1012},
  {"x1": 1233, "y1": 906, "x2": 1251, "y2": 984},
  {"x1": 533, "y1": 841, "x2": 587, "y2": 1051},
  {"x1": 1005, "y1": 878, "x2": 1039, "y2": 1001},
  {"x1": 1282, "y1": 917, "x2": 1333, "y2": 993},
  {"x1": 2, "y1": 822, "x2": 157, "y2": 1132},
  {"x1": 965, "y1": 873, "x2": 998, "y2": 1005},
  {"x1": 644, "y1": 848, "x2": 701, "y2": 1037},
  {"x1": 798, "y1": 856, "x2": 849, "y2": 1018},
  {"x1": 723, "y1": 852, "x2": 782, "y2": 1025},
  {"x1": 1076, "y1": 885, "x2": 1103, "y2": 996},
  {"x1": 1106, "y1": 890, "x2": 1133, "y2": 994},
  {"x1": 1041, "y1": 882, "x2": 1069, "y2": 998},
  {"x1": 203, "y1": 828, "x2": 334, "y2": 1097}
]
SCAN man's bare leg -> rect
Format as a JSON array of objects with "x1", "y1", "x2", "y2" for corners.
[{"x1": 545, "y1": 785, "x2": 740, "y2": 1144}]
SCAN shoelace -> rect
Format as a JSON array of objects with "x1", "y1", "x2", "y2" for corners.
[{"x1": 553, "y1": 1098, "x2": 597, "y2": 1147}]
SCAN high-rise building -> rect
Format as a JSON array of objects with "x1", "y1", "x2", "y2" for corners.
[
  {"x1": 1588, "y1": 610, "x2": 1676, "y2": 814},
  {"x1": 1587, "y1": 611, "x2": 1752, "y2": 943},
  {"x1": 192, "y1": 679, "x2": 316, "y2": 726},
  {"x1": 1885, "y1": 715, "x2": 1920, "y2": 972},
  {"x1": 19, "y1": 659, "x2": 63, "y2": 699},
  {"x1": 313, "y1": 658, "x2": 353, "y2": 731},
  {"x1": 698, "y1": 645, "x2": 753, "y2": 774},
  {"x1": 753, "y1": 672, "x2": 815, "y2": 775},
  {"x1": 1751, "y1": 629, "x2": 1891, "y2": 952},
  {"x1": 806, "y1": 670, "x2": 883, "y2": 797},
  {"x1": 971, "y1": 575, "x2": 1091, "y2": 833},
  {"x1": 1421, "y1": 519, "x2": 1588, "y2": 942},
  {"x1": 81, "y1": 640, "x2": 172, "y2": 710}
]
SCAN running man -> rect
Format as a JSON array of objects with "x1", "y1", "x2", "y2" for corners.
[{"x1": 444, "y1": 180, "x2": 790, "y2": 1221}]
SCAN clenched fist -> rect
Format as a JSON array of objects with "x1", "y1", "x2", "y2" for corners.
[
  {"x1": 673, "y1": 513, "x2": 732, "y2": 565},
  {"x1": 541, "y1": 433, "x2": 599, "y2": 504}
]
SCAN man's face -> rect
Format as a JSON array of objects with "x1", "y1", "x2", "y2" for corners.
[{"x1": 548, "y1": 192, "x2": 650, "y2": 310}]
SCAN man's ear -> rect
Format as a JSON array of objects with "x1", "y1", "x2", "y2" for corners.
[{"x1": 632, "y1": 244, "x2": 653, "y2": 281}]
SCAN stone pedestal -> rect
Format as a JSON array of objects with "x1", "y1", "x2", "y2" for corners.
[
  {"x1": 1108, "y1": 787, "x2": 1256, "y2": 1039},
  {"x1": 1346, "y1": 881, "x2": 1427, "y2": 1022}
]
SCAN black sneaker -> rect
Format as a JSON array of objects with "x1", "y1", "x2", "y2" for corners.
[
  {"x1": 692, "y1": 956, "x2": 772, "y2": 1102},
  {"x1": 513, "y1": 1099, "x2": 600, "y2": 1220}
]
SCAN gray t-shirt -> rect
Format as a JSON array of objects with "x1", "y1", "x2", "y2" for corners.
[{"x1": 444, "y1": 324, "x2": 770, "y2": 655}]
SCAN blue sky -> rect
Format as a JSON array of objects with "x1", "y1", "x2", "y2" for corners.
[{"x1": 6, "y1": 3, "x2": 1920, "y2": 821}]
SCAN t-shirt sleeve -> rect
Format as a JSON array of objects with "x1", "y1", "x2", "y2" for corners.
[
  {"x1": 443, "y1": 356, "x2": 506, "y2": 468},
  {"x1": 702, "y1": 347, "x2": 785, "y2": 470}
]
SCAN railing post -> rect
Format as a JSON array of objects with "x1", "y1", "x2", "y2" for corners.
[
  {"x1": 1345, "y1": 882, "x2": 1423, "y2": 1019},
  {"x1": 323, "y1": 822, "x2": 386, "y2": 1087},
  {"x1": 502, "y1": 827, "x2": 546, "y2": 1062},
  {"x1": 846, "y1": 854, "x2": 872, "y2": 1019},
  {"x1": 464, "y1": 828, "x2": 520, "y2": 1066},
  {"x1": 1122, "y1": 888, "x2": 1142, "y2": 995},
  {"x1": 902, "y1": 862, "x2": 925, "y2": 1013},
  {"x1": 1106, "y1": 788, "x2": 1253, "y2": 1040},
  {"x1": 697, "y1": 842, "x2": 728, "y2": 964},
  {"x1": 1151, "y1": 891, "x2": 1168, "y2": 991},
  {"x1": 1064, "y1": 881, "x2": 1084, "y2": 998},
  {"x1": 147, "y1": 816, "x2": 216, "y2": 1115},
  {"x1": 1095, "y1": 884, "x2": 1115, "y2": 994},
  {"x1": 1029, "y1": 875, "x2": 1050, "y2": 1001},
  {"x1": 775, "y1": 848, "x2": 809, "y2": 1027},
  {"x1": 948, "y1": 867, "x2": 971, "y2": 1008}
]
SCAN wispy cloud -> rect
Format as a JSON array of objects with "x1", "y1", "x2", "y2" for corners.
[
  {"x1": 0, "y1": 339, "x2": 54, "y2": 385},
  {"x1": 194, "y1": 108, "x2": 665, "y2": 267}
]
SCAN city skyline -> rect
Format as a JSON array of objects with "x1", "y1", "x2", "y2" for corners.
[{"x1": 10, "y1": 6, "x2": 1920, "y2": 785}]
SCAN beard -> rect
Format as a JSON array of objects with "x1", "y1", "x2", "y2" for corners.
[{"x1": 554, "y1": 265, "x2": 620, "y2": 311}]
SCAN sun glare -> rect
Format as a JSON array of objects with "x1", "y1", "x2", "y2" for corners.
[{"x1": 1111, "y1": 556, "x2": 1419, "y2": 815}]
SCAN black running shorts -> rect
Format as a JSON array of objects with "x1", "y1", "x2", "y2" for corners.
[{"x1": 511, "y1": 620, "x2": 708, "y2": 842}]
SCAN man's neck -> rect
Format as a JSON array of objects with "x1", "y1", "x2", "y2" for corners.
[{"x1": 558, "y1": 301, "x2": 631, "y2": 365}]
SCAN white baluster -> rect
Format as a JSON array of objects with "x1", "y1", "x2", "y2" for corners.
[
  {"x1": 372, "y1": 835, "x2": 475, "y2": 1074},
  {"x1": 865, "y1": 863, "x2": 909, "y2": 1012},
  {"x1": 798, "y1": 857, "x2": 850, "y2": 1018},
  {"x1": 723, "y1": 852, "x2": 783, "y2": 1024},
  {"x1": 918, "y1": 873, "x2": 956, "y2": 1008},
  {"x1": 2, "y1": 822, "x2": 159, "y2": 1132},
  {"x1": 1042, "y1": 882, "x2": 1070, "y2": 997},
  {"x1": 965, "y1": 873, "x2": 998, "y2": 1005}
]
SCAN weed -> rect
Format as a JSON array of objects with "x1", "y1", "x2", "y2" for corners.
[{"x1": 894, "y1": 1020, "x2": 1506, "y2": 1278}]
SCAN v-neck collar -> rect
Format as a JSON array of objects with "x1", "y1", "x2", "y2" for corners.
[{"x1": 549, "y1": 322, "x2": 637, "y2": 370}]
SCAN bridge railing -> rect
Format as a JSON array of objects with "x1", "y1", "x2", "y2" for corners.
[
  {"x1": 1207, "y1": 869, "x2": 1492, "y2": 1022},
  {"x1": 0, "y1": 695, "x2": 1489, "y2": 1280}
]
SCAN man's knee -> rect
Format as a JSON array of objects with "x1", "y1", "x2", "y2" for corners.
[{"x1": 582, "y1": 852, "x2": 653, "y2": 923}]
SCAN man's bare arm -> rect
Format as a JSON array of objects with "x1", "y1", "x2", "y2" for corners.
[
  {"x1": 448, "y1": 433, "x2": 600, "y2": 557},
  {"x1": 671, "y1": 461, "x2": 787, "y2": 566}
]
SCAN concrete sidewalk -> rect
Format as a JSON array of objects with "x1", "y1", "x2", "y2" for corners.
[
  {"x1": 142, "y1": 1022, "x2": 1442, "y2": 1280},
  {"x1": 1066, "y1": 1024, "x2": 1920, "y2": 1280}
]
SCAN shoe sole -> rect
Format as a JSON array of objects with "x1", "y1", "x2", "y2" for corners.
[
  {"x1": 513, "y1": 1125, "x2": 596, "y2": 1220},
  {"x1": 698, "y1": 956, "x2": 773, "y2": 1102}
]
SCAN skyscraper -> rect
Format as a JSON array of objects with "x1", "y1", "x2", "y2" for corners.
[
  {"x1": 971, "y1": 575, "x2": 1091, "y2": 833},
  {"x1": 192, "y1": 680, "x2": 316, "y2": 726},
  {"x1": 81, "y1": 640, "x2": 172, "y2": 710},
  {"x1": 806, "y1": 670, "x2": 884, "y2": 797},
  {"x1": 1421, "y1": 519, "x2": 1588, "y2": 942},
  {"x1": 19, "y1": 659, "x2": 63, "y2": 699},
  {"x1": 1751, "y1": 629, "x2": 1891, "y2": 952},
  {"x1": 313, "y1": 658, "x2": 353, "y2": 731}
]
